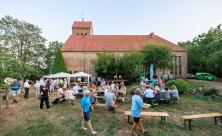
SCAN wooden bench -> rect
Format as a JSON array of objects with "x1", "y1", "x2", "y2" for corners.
[
  {"x1": 124, "y1": 111, "x2": 170, "y2": 125},
  {"x1": 181, "y1": 113, "x2": 222, "y2": 131}
]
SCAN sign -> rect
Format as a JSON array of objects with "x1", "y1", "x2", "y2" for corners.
[{"x1": 150, "y1": 64, "x2": 154, "y2": 80}]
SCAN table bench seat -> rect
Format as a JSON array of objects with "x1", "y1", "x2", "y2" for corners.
[
  {"x1": 181, "y1": 113, "x2": 222, "y2": 131},
  {"x1": 124, "y1": 111, "x2": 169, "y2": 125}
]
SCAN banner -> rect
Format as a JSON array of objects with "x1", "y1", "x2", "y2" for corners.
[{"x1": 150, "y1": 64, "x2": 154, "y2": 80}]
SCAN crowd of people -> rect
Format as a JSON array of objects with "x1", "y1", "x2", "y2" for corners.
[
  {"x1": 9, "y1": 79, "x2": 31, "y2": 103},
  {"x1": 7, "y1": 76, "x2": 180, "y2": 135},
  {"x1": 139, "y1": 78, "x2": 179, "y2": 104}
]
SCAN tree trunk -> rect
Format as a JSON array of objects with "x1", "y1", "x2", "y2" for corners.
[
  {"x1": 0, "y1": 90, "x2": 2, "y2": 113},
  {"x1": 5, "y1": 92, "x2": 9, "y2": 109}
]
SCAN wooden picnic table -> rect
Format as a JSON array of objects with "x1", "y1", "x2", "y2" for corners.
[{"x1": 181, "y1": 113, "x2": 222, "y2": 131}]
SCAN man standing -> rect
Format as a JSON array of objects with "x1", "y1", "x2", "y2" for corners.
[
  {"x1": 10, "y1": 79, "x2": 20, "y2": 103},
  {"x1": 130, "y1": 88, "x2": 149, "y2": 135},
  {"x1": 80, "y1": 90, "x2": 97, "y2": 135},
  {"x1": 24, "y1": 79, "x2": 30, "y2": 98}
]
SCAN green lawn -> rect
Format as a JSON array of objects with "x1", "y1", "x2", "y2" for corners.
[{"x1": 0, "y1": 84, "x2": 222, "y2": 136}]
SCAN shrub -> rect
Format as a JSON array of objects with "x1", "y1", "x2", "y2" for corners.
[{"x1": 166, "y1": 79, "x2": 189, "y2": 94}]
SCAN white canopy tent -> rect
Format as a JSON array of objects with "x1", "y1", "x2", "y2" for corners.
[
  {"x1": 70, "y1": 72, "x2": 92, "y2": 82},
  {"x1": 48, "y1": 72, "x2": 71, "y2": 78}
]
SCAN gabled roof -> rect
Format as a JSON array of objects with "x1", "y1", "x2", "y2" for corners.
[
  {"x1": 72, "y1": 21, "x2": 92, "y2": 28},
  {"x1": 61, "y1": 34, "x2": 187, "y2": 52}
]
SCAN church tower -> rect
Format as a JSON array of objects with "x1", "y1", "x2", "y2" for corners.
[{"x1": 72, "y1": 21, "x2": 93, "y2": 36}]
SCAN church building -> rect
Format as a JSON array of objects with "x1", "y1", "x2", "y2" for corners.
[{"x1": 61, "y1": 21, "x2": 187, "y2": 78}]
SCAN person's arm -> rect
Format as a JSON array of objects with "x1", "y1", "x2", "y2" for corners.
[
  {"x1": 90, "y1": 104, "x2": 94, "y2": 111},
  {"x1": 80, "y1": 106, "x2": 84, "y2": 117},
  {"x1": 80, "y1": 100, "x2": 84, "y2": 116},
  {"x1": 40, "y1": 90, "x2": 43, "y2": 95}
]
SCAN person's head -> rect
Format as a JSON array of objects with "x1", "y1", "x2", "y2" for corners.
[
  {"x1": 26, "y1": 79, "x2": 29, "y2": 82},
  {"x1": 13, "y1": 79, "x2": 17, "y2": 83},
  {"x1": 84, "y1": 90, "x2": 90, "y2": 97},
  {"x1": 134, "y1": 88, "x2": 141, "y2": 96},
  {"x1": 172, "y1": 85, "x2": 176, "y2": 89},
  {"x1": 165, "y1": 87, "x2": 168, "y2": 91}
]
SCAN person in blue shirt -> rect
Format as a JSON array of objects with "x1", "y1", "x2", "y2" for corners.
[
  {"x1": 10, "y1": 79, "x2": 20, "y2": 103},
  {"x1": 130, "y1": 88, "x2": 149, "y2": 135},
  {"x1": 80, "y1": 90, "x2": 97, "y2": 135}
]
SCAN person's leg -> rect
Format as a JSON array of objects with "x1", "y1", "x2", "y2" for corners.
[
  {"x1": 130, "y1": 122, "x2": 138, "y2": 135},
  {"x1": 12, "y1": 91, "x2": 16, "y2": 103},
  {"x1": 138, "y1": 119, "x2": 145, "y2": 133},
  {"x1": 45, "y1": 97, "x2": 50, "y2": 109},
  {"x1": 130, "y1": 117, "x2": 140, "y2": 135},
  {"x1": 87, "y1": 120, "x2": 94, "y2": 132},
  {"x1": 81, "y1": 117, "x2": 87, "y2": 130},
  {"x1": 40, "y1": 97, "x2": 44, "y2": 109},
  {"x1": 35, "y1": 88, "x2": 37, "y2": 97},
  {"x1": 27, "y1": 88, "x2": 29, "y2": 98},
  {"x1": 24, "y1": 88, "x2": 29, "y2": 98},
  {"x1": 24, "y1": 88, "x2": 27, "y2": 98},
  {"x1": 15, "y1": 92, "x2": 19, "y2": 102}
]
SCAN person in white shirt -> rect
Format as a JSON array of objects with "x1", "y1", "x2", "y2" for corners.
[
  {"x1": 119, "y1": 85, "x2": 127, "y2": 96},
  {"x1": 34, "y1": 80, "x2": 41, "y2": 98},
  {"x1": 64, "y1": 89, "x2": 75, "y2": 105},
  {"x1": 24, "y1": 79, "x2": 30, "y2": 98},
  {"x1": 111, "y1": 81, "x2": 115, "y2": 91},
  {"x1": 63, "y1": 78, "x2": 68, "y2": 89},
  {"x1": 104, "y1": 89, "x2": 116, "y2": 113},
  {"x1": 72, "y1": 83, "x2": 80, "y2": 96},
  {"x1": 49, "y1": 79, "x2": 55, "y2": 93},
  {"x1": 144, "y1": 86, "x2": 154, "y2": 103},
  {"x1": 39, "y1": 79, "x2": 45, "y2": 85},
  {"x1": 52, "y1": 86, "x2": 65, "y2": 104}
]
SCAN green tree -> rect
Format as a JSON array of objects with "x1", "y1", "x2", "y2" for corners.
[
  {"x1": 207, "y1": 50, "x2": 222, "y2": 76},
  {"x1": 0, "y1": 44, "x2": 23, "y2": 81},
  {"x1": 51, "y1": 50, "x2": 67, "y2": 74},
  {"x1": 179, "y1": 24, "x2": 222, "y2": 76},
  {"x1": 45, "y1": 41, "x2": 63, "y2": 73},
  {"x1": 122, "y1": 52, "x2": 146, "y2": 78},
  {"x1": 0, "y1": 15, "x2": 47, "y2": 79},
  {"x1": 93, "y1": 53, "x2": 116, "y2": 78},
  {"x1": 142, "y1": 44, "x2": 173, "y2": 73}
]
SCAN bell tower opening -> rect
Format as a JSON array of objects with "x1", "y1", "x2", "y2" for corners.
[{"x1": 72, "y1": 21, "x2": 93, "y2": 36}]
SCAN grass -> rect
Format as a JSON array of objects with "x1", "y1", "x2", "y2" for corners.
[{"x1": 0, "y1": 82, "x2": 222, "y2": 136}]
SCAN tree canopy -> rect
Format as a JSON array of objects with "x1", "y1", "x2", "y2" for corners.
[
  {"x1": 51, "y1": 49, "x2": 67, "y2": 74},
  {"x1": 142, "y1": 44, "x2": 173, "y2": 72},
  {"x1": 179, "y1": 24, "x2": 222, "y2": 77},
  {"x1": 93, "y1": 44, "x2": 173, "y2": 80},
  {"x1": 0, "y1": 15, "x2": 65, "y2": 80}
]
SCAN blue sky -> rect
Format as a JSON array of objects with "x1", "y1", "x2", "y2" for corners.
[{"x1": 0, "y1": 0, "x2": 222, "y2": 44}]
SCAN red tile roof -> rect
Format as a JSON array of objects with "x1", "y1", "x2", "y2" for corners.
[
  {"x1": 62, "y1": 35, "x2": 186, "y2": 52},
  {"x1": 72, "y1": 21, "x2": 92, "y2": 28}
]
